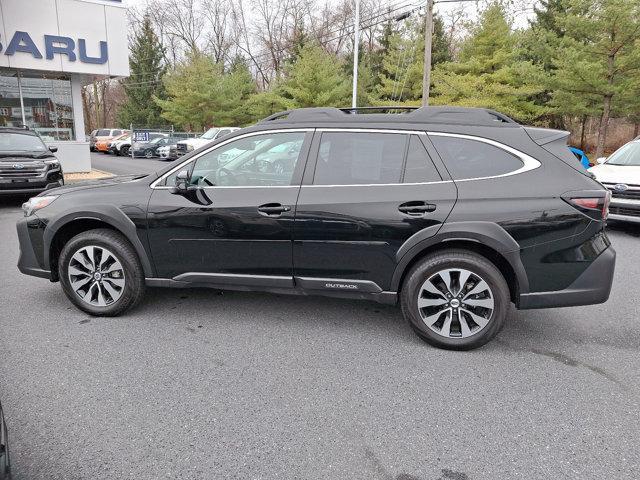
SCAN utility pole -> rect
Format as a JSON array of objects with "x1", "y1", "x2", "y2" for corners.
[
  {"x1": 352, "y1": 0, "x2": 361, "y2": 108},
  {"x1": 421, "y1": 0, "x2": 434, "y2": 106}
]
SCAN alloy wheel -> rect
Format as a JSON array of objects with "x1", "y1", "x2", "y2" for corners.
[
  {"x1": 417, "y1": 268, "x2": 494, "y2": 339},
  {"x1": 67, "y1": 246, "x2": 126, "y2": 307}
]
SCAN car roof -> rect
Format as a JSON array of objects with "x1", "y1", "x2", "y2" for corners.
[
  {"x1": 259, "y1": 106, "x2": 520, "y2": 128},
  {"x1": 0, "y1": 126, "x2": 38, "y2": 135}
]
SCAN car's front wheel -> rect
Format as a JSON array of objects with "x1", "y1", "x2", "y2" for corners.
[
  {"x1": 121, "y1": 146, "x2": 130, "y2": 156},
  {"x1": 58, "y1": 229, "x2": 145, "y2": 316},
  {"x1": 401, "y1": 249, "x2": 510, "y2": 350}
]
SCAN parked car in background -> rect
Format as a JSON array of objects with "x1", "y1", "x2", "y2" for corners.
[
  {"x1": 0, "y1": 126, "x2": 63, "y2": 196},
  {"x1": 104, "y1": 133, "x2": 129, "y2": 155},
  {"x1": 156, "y1": 137, "x2": 183, "y2": 160},
  {"x1": 93, "y1": 129, "x2": 126, "y2": 153},
  {"x1": 133, "y1": 136, "x2": 181, "y2": 158},
  {"x1": 175, "y1": 127, "x2": 239, "y2": 156},
  {"x1": 0, "y1": 399, "x2": 9, "y2": 480},
  {"x1": 16, "y1": 106, "x2": 615, "y2": 350},
  {"x1": 89, "y1": 129, "x2": 98, "y2": 151},
  {"x1": 109, "y1": 135, "x2": 132, "y2": 156},
  {"x1": 569, "y1": 146, "x2": 591, "y2": 169},
  {"x1": 589, "y1": 138, "x2": 640, "y2": 223}
]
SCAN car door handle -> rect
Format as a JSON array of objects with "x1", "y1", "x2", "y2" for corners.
[
  {"x1": 257, "y1": 203, "x2": 291, "y2": 216},
  {"x1": 398, "y1": 201, "x2": 437, "y2": 216}
]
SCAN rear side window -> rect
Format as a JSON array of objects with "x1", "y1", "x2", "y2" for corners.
[
  {"x1": 112, "y1": 130, "x2": 122, "y2": 136},
  {"x1": 96, "y1": 129, "x2": 109, "y2": 136},
  {"x1": 314, "y1": 132, "x2": 407, "y2": 185},
  {"x1": 430, "y1": 135, "x2": 524, "y2": 179},
  {"x1": 403, "y1": 136, "x2": 442, "y2": 183}
]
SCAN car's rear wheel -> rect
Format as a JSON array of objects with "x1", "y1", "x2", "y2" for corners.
[
  {"x1": 121, "y1": 146, "x2": 130, "y2": 156},
  {"x1": 58, "y1": 229, "x2": 145, "y2": 316},
  {"x1": 145, "y1": 149, "x2": 153, "y2": 158},
  {"x1": 401, "y1": 249, "x2": 510, "y2": 350}
]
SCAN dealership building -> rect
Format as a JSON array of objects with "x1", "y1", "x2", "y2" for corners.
[{"x1": 0, "y1": 0, "x2": 129, "y2": 172}]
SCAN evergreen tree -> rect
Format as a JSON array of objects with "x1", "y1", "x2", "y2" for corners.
[
  {"x1": 552, "y1": 0, "x2": 640, "y2": 157},
  {"x1": 118, "y1": 16, "x2": 167, "y2": 128},
  {"x1": 375, "y1": 15, "x2": 450, "y2": 104},
  {"x1": 271, "y1": 44, "x2": 351, "y2": 108},
  {"x1": 154, "y1": 53, "x2": 256, "y2": 129},
  {"x1": 430, "y1": 3, "x2": 547, "y2": 123}
]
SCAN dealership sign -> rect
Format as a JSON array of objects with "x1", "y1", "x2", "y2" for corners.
[{"x1": 0, "y1": 31, "x2": 108, "y2": 64}]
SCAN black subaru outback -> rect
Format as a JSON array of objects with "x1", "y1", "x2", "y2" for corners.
[
  {"x1": 16, "y1": 107, "x2": 615, "y2": 350},
  {"x1": 0, "y1": 127, "x2": 63, "y2": 196}
]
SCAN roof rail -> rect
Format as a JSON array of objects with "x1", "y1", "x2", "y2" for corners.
[{"x1": 259, "y1": 106, "x2": 519, "y2": 126}]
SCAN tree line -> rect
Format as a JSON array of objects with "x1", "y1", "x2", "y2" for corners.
[{"x1": 115, "y1": 0, "x2": 640, "y2": 158}]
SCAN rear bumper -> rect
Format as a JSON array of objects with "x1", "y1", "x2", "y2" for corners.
[
  {"x1": 518, "y1": 246, "x2": 615, "y2": 309},
  {"x1": 16, "y1": 217, "x2": 50, "y2": 279}
]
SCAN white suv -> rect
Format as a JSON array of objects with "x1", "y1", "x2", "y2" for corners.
[
  {"x1": 175, "y1": 127, "x2": 239, "y2": 156},
  {"x1": 589, "y1": 139, "x2": 640, "y2": 223}
]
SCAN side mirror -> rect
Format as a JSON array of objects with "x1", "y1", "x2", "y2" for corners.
[
  {"x1": 596, "y1": 157, "x2": 607, "y2": 164},
  {"x1": 49, "y1": 146, "x2": 58, "y2": 153},
  {"x1": 169, "y1": 170, "x2": 190, "y2": 195}
]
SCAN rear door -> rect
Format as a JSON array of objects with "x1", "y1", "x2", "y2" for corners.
[{"x1": 293, "y1": 129, "x2": 457, "y2": 292}]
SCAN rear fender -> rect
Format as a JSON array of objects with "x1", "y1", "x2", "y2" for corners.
[{"x1": 391, "y1": 221, "x2": 529, "y2": 293}]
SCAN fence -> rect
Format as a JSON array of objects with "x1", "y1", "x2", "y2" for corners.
[{"x1": 128, "y1": 125, "x2": 204, "y2": 159}]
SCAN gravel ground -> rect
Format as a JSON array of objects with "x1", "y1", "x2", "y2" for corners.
[{"x1": 0, "y1": 162, "x2": 639, "y2": 479}]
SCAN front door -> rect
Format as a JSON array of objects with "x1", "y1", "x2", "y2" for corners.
[
  {"x1": 147, "y1": 130, "x2": 312, "y2": 286},
  {"x1": 293, "y1": 130, "x2": 457, "y2": 292}
]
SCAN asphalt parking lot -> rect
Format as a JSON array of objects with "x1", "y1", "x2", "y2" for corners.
[{"x1": 1, "y1": 156, "x2": 639, "y2": 479}]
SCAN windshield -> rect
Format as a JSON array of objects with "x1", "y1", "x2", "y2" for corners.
[
  {"x1": 607, "y1": 142, "x2": 640, "y2": 166},
  {"x1": 150, "y1": 137, "x2": 164, "y2": 144},
  {"x1": 201, "y1": 128, "x2": 220, "y2": 140},
  {"x1": 0, "y1": 132, "x2": 47, "y2": 152}
]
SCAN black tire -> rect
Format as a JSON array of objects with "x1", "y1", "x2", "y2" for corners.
[
  {"x1": 400, "y1": 249, "x2": 510, "y2": 350},
  {"x1": 58, "y1": 229, "x2": 145, "y2": 316},
  {"x1": 144, "y1": 149, "x2": 153, "y2": 158},
  {"x1": 121, "y1": 146, "x2": 130, "y2": 156}
]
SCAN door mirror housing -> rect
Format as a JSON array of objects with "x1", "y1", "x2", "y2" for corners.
[
  {"x1": 169, "y1": 169, "x2": 190, "y2": 194},
  {"x1": 48, "y1": 146, "x2": 58, "y2": 153},
  {"x1": 596, "y1": 157, "x2": 607, "y2": 164}
]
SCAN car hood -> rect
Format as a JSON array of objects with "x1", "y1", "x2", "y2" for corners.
[
  {"x1": 41, "y1": 173, "x2": 154, "y2": 196},
  {"x1": 589, "y1": 164, "x2": 640, "y2": 185},
  {"x1": 0, "y1": 152, "x2": 54, "y2": 161}
]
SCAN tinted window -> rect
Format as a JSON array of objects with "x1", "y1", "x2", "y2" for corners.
[
  {"x1": 96, "y1": 129, "x2": 110, "y2": 136},
  {"x1": 403, "y1": 136, "x2": 441, "y2": 183},
  {"x1": 314, "y1": 132, "x2": 407, "y2": 185},
  {"x1": 112, "y1": 130, "x2": 122, "y2": 136},
  {"x1": 430, "y1": 135, "x2": 524, "y2": 179},
  {"x1": 167, "y1": 131, "x2": 306, "y2": 187}
]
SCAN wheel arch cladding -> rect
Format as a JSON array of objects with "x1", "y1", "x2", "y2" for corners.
[
  {"x1": 391, "y1": 221, "x2": 529, "y2": 301},
  {"x1": 45, "y1": 206, "x2": 154, "y2": 281}
]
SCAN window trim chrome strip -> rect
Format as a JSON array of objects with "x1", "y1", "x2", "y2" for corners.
[{"x1": 151, "y1": 128, "x2": 541, "y2": 189}]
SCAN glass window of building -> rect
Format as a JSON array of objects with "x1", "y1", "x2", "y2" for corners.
[{"x1": 0, "y1": 70, "x2": 75, "y2": 141}]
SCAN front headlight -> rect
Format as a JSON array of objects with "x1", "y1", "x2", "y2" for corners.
[
  {"x1": 186, "y1": 144, "x2": 194, "y2": 152},
  {"x1": 22, "y1": 195, "x2": 59, "y2": 217},
  {"x1": 44, "y1": 159, "x2": 60, "y2": 167}
]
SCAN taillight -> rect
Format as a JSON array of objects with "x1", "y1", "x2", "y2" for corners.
[{"x1": 563, "y1": 191, "x2": 610, "y2": 221}]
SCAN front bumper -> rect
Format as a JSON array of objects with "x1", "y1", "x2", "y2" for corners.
[
  {"x1": 0, "y1": 178, "x2": 63, "y2": 196},
  {"x1": 518, "y1": 246, "x2": 616, "y2": 309},
  {"x1": 16, "y1": 216, "x2": 50, "y2": 279}
]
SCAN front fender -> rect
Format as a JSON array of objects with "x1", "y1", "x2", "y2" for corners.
[
  {"x1": 43, "y1": 204, "x2": 154, "y2": 277},
  {"x1": 390, "y1": 221, "x2": 529, "y2": 293}
]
